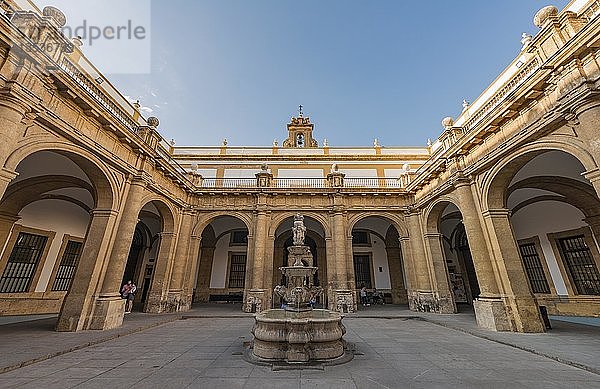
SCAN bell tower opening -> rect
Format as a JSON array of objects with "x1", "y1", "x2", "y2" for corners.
[{"x1": 283, "y1": 105, "x2": 318, "y2": 148}]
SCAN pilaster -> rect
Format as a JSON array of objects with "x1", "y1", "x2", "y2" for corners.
[
  {"x1": 57, "y1": 209, "x2": 120, "y2": 331},
  {"x1": 481, "y1": 209, "x2": 545, "y2": 332}
]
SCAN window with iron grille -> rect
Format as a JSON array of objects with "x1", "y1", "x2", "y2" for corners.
[
  {"x1": 352, "y1": 231, "x2": 370, "y2": 246},
  {"x1": 230, "y1": 230, "x2": 248, "y2": 245},
  {"x1": 353, "y1": 255, "x2": 372, "y2": 288},
  {"x1": 52, "y1": 240, "x2": 83, "y2": 291},
  {"x1": 518, "y1": 242, "x2": 551, "y2": 294},
  {"x1": 558, "y1": 235, "x2": 600, "y2": 295},
  {"x1": 0, "y1": 232, "x2": 48, "y2": 293},
  {"x1": 228, "y1": 254, "x2": 246, "y2": 288}
]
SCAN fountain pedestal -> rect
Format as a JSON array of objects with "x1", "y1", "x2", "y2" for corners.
[{"x1": 251, "y1": 215, "x2": 347, "y2": 364}]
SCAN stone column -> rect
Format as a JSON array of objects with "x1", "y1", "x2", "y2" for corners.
[
  {"x1": 194, "y1": 241, "x2": 214, "y2": 303},
  {"x1": 183, "y1": 234, "x2": 202, "y2": 304},
  {"x1": 386, "y1": 240, "x2": 408, "y2": 304},
  {"x1": 0, "y1": 98, "x2": 29, "y2": 181},
  {"x1": 0, "y1": 168, "x2": 18, "y2": 202},
  {"x1": 166, "y1": 210, "x2": 195, "y2": 311},
  {"x1": 89, "y1": 180, "x2": 145, "y2": 329},
  {"x1": 584, "y1": 169, "x2": 600, "y2": 200},
  {"x1": 423, "y1": 232, "x2": 455, "y2": 313},
  {"x1": 399, "y1": 236, "x2": 415, "y2": 291},
  {"x1": 145, "y1": 232, "x2": 177, "y2": 313},
  {"x1": 405, "y1": 211, "x2": 437, "y2": 312},
  {"x1": 244, "y1": 206, "x2": 270, "y2": 312},
  {"x1": 455, "y1": 181, "x2": 500, "y2": 297},
  {"x1": 0, "y1": 213, "x2": 19, "y2": 253},
  {"x1": 481, "y1": 209, "x2": 545, "y2": 332},
  {"x1": 585, "y1": 215, "x2": 600, "y2": 247},
  {"x1": 325, "y1": 235, "x2": 337, "y2": 310},
  {"x1": 329, "y1": 208, "x2": 355, "y2": 312},
  {"x1": 57, "y1": 209, "x2": 119, "y2": 331}
]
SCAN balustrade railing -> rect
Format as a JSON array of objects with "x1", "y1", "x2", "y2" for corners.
[{"x1": 196, "y1": 177, "x2": 404, "y2": 189}]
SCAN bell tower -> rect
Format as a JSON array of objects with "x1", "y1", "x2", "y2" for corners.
[{"x1": 283, "y1": 105, "x2": 318, "y2": 148}]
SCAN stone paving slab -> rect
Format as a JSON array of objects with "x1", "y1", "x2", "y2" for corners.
[
  {"x1": 0, "y1": 311, "x2": 181, "y2": 373},
  {"x1": 0, "y1": 317, "x2": 599, "y2": 389},
  {"x1": 1, "y1": 303, "x2": 600, "y2": 384}
]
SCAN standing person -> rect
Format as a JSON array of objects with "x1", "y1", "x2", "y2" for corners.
[
  {"x1": 360, "y1": 285, "x2": 368, "y2": 307},
  {"x1": 121, "y1": 281, "x2": 131, "y2": 301},
  {"x1": 125, "y1": 281, "x2": 137, "y2": 313}
]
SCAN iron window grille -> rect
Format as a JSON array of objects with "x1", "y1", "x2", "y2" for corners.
[
  {"x1": 518, "y1": 242, "x2": 551, "y2": 294},
  {"x1": 353, "y1": 255, "x2": 372, "y2": 288},
  {"x1": 52, "y1": 240, "x2": 83, "y2": 291},
  {"x1": 0, "y1": 232, "x2": 48, "y2": 293},
  {"x1": 228, "y1": 254, "x2": 247, "y2": 288},
  {"x1": 558, "y1": 235, "x2": 600, "y2": 296}
]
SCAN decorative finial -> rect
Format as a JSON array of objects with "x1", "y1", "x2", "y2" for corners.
[
  {"x1": 273, "y1": 139, "x2": 278, "y2": 147},
  {"x1": 133, "y1": 100, "x2": 141, "y2": 110},
  {"x1": 72, "y1": 36, "x2": 83, "y2": 47},
  {"x1": 520, "y1": 32, "x2": 533, "y2": 49},
  {"x1": 373, "y1": 138, "x2": 380, "y2": 147},
  {"x1": 261, "y1": 162, "x2": 269, "y2": 172},
  {"x1": 169, "y1": 138, "x2": 176, "y2": 146},
  {"x1": 427, "y1": 138, "x2": 432, "y2": 147},
  {"x1": 323, "y1": 138, "x2": 329, "y2": 147},
  {"x1": 462, "y1": 99, "x2": 470, "y2": 110},
  {"x1": 222, "y1": 138, "x2": 228, "y2": 146},
  {"x1": 298, "y1": 104, "x2": 303, "y2": 117},
  {"x1": 331, "y1": 163, "x2": 339, "y2": 173},
  {"x1": 147, "y1": 116, "x2": 160, "y2": 129},
  {"x1": 442, "y1": 117, "x2": 454, "y2": 130}
]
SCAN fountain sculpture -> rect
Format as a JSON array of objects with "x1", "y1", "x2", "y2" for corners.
[{"x1": 251, "y1": 214, "x2": 347, "y2": 363}]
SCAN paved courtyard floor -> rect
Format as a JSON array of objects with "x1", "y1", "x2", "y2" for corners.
[{"x1": 1, "y1": 307, "x2": 599, "y2": 388}]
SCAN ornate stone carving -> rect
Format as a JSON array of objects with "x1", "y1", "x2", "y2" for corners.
[
  {"x1": 533, "y1": 5, "x2": 558, "y2": 28},
  {"x1": 292, "y1": 214, "x2": 306, "y2": 246}
]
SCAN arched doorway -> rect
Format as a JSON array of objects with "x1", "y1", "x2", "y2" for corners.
[
  {"x1": 350, "y1": 216, "x2": 408, "y2": 307},
  {"x1": 426, "y1": 201, "x2": 480, "y2": 314},
  {"x1": 193, "y1": 216, "x2": 249, "y2": 305},
  {"x1": 120, "y1": 202, "x2": 166, "y2": 312},
  {"x1": 0, "y1": 149, "x2": 114, "y2": 326},
  {"x1": 272, "y1": 216, "x2": 327, "y2": 308},
  {"x1": 491, "y1": 149, "x2": 600, "y2": 317}
]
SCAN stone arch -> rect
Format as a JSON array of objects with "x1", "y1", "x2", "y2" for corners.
[
  {"x1": 424, "y1": 195, "x2": 462, "y2": 234},
  {"x1": 4, "y1": 141, "x2": 120, "y2": 210},
  {"x1": 192, "y1": 211, "x2": 253, "y2": 238},
  {"x1": 137, "y1": 195, "x2": 178, "y2": 234},
  {"x1": 269, "y1": 211, "x2": 331, "y2": 239},
  {"x1": 348, "y1": 213, "x2": 409, "y2": 305},
  {"x1": 482, "y1": 140, "x2": 598, "y2": 211},
  {"x1": 346, "y1": 211, "x2": 408, "y2": 239}
]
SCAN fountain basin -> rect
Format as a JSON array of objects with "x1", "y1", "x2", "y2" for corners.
[{"x1": 252, "y1": 309, "x2": 346, "y2": 362}]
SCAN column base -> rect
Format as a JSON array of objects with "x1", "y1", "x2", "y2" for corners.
[
  {"x1": 408, "y1": 290, "x2": 455, "y2": 314},
  {"x1": 244, "y1": 289, "x2": 267, "y2": 313},
  {"x1": 87, "y1": 296, "x2": 126, "y2": 331},
  {"x1": 148, "y1": 290, "x2": 191, "y2": 313},
  {"x1": 506, "y1": 296, "x2": 546, "y2": 333},
  {"x1": 329, "y1": 289, "x2": 356, "y2": 313},
  {"x1": 473, "y1": 298, "x2": 512, "y2": 332},
  {"x1": 391, "y1": 288, "x2": 408, "y2": 305}
]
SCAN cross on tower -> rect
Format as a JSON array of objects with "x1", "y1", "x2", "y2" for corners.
[{"x1": 298, "y1": 105, "x2": 303, "y2": 117}]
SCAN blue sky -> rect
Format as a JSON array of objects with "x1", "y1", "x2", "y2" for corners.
[{"x1": 58, "y1": 1, "x2": 571, "y2": 147}]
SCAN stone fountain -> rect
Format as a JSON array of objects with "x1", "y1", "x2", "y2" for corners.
[{"x1": 250, "y1": 214, "x2": 347, "y2": 364}]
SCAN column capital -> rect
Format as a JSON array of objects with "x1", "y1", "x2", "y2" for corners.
[
  {"x1": 0, "y1": 212, "x2": 20, "y2": 223},
  {"x1": 482, "y1": 208, "x2": 511, "y2": 218},
  {"x1": 90, "y1": 209, "x2": 119, "y2": 218},
  {"x1": 423, "y1": 232, "x2": 443, "y2": 239},
  {"x1": 158, "y1": 232, "x2": 176, "y2": 238},
  {"x1": 584, "y1": 168, "x2": 600, "y2": 183},
  {"x1": 0, "y1": 168, "x2": 18, "y2": 183}
]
